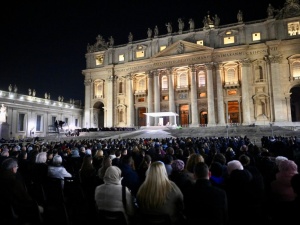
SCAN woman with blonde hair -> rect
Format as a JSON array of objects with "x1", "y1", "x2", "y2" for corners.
[
  {"x1": 136, "y1": 161, "x2": 185, "y2": 224},
  {"x1": 184, "y1": 153, "x2": 205, "y2": 183}
]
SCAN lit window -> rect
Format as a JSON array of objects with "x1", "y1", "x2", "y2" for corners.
[
  {"x1": 96, "y1": 55, "x2": 104, "y2": 65},
  {"x1": 252, "y1": 32, "x2": 261, "y2": 41},
  {"x1": 197, "y1": 40, "x2": 204, "y2": 46},
  {"x1": 138, "y1": 98, "x2": 145, "y2": 102},
  {"x1": 288, "y1": 22, "x2": 300, "y2": 36},
  {"x1": 119, "y1": 54, "x2": 125, "y2": 62},
  {"x1": 136, "y1": 51, "x2": 144, "y2": 58},
  {"x1": 224, "y1": 36, "x2": 235, "y2": 44},
  {"x1": 160, "y1": 46, "x2": 166, "y2": 51},
  {"x1": 228, "y1": 90, "x2": 237, "y2": 95},
  {"x1": 199, "y1": 92, "x2": 206, "y2": 98},
  {"x1": 226, "y1": 31, "x2": 232, "y2": 35},
  {"x1": 162, "y1": 95, "x2": 169, "y2": 100},
  {"x1": 178, "y1": 73, "x2": 188, "y2": 87},
  {"x1": 293, "y1": 61, "x2": 300, "y2": 78}
]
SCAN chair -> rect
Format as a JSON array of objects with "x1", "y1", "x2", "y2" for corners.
[
  {"x1": 97, "y1": 210, "x2": 128, "y2": 225},
  {"x1": 136, "y1": 212, "x2": 172, "y2": 225}
]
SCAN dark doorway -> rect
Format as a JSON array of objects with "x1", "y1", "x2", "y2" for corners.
[{"x1": 291, "y1": 86, "x2": 300, "y2": 121}]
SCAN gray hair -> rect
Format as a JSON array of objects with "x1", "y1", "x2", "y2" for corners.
[
  {"x1": 52, "y1": 155, "x2": 62, "y2": 166},
  {"x1": 1, "y1": 158, "x2": 18, "y2": 170}
]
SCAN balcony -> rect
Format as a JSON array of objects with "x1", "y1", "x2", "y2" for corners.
[
  {"x1": 134, "y1": 90, "x2": 147, "y2": 96},
  {"x1": 175, "y1": 85, "x2": 189, "y2": 92},
  {"x1": 224, "y1": 81, "x2": 240, "y2": 89}
]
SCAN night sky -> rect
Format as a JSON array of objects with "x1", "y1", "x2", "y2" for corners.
[{"x1": 0, "y1": 0, "x2": 284, "y2": 104}]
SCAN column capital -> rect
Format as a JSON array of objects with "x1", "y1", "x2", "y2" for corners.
[
  {"x1": 267, "y1": 54, "x2": 283, "y2": 64},
  {"x1": 214, "y1": 62, "x2": 223, "y2": 70},
  {"x1": 189, "y1": 65, "x2": 196, "y2": 72},
  {"x1": 205, "y1": 62, "x2": 214, "y2": 70},
  {"x1": 84, "y1": 79, "x2": 92, "y2": 86},
  {"x1": 239, "y1": 58, "x2": 252, "y2": 67},
  {"x1": 125, "y1": 73, "x2": 134, "y2": 80}
]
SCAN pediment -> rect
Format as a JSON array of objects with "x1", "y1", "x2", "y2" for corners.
[{"x1": 152, "y1": 40, "x2": 213, "y2": 58}]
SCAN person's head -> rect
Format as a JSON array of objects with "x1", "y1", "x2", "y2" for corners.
[
  {"x1": 212, "y1": 153, "x2": 226, "y2": 165},
  {"x1": 227, "y1": 160, "x2": 244, "y2": 175},
  {"x1": 103, "y1": 166, "x2": 122, "y2": 185},
  {"x1": 186, "y1": 153, "x2": 205, "y2": 173},
  {"x1": 137, "y1": 161, "x2": 173, "y2": 209},
  {"x1": 1, "y1": 158, "x2": 18, "y2": 174},
  {"x1": 95, "y1": 149, "x2": 104, "y2": 158},
  {"x1": 52, "y1": 155, "x2": 63, "y2": 166},
  {"x1": 275, "y1": 156, "x2": 288, "y2": 167},
  {"x1": 278, "y1": 159, "x2": 298, "y2": 174},
  {"x1": 194, "y1": 162, "x2": 210, "y2": 180},
  {"x1": 35, "y1": 152, "x2": 47, "y2": 163},
  {"x1": 239, "y1": 154, "x2": 250, "y2": 167},
  {"x1": 171, "y1": 159, "x2": 185, "y2": 172},
  {"x1": 209, "y1": 162, "x2": 223, "y2": 177}
]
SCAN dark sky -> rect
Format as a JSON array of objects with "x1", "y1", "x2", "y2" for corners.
[{"x1": 0, "y1": 0, "x2": 284, "y2": 104}]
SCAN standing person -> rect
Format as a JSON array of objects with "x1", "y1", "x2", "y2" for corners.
[
  {"x1": 95, "y1": 166, "x2": 136, "y2": 225},
  {"x1": 184, "y1": 162, "x2": 228, "y2": 225},
  {"x1": 136, "y1": 161, "x2": 185, "y2": 225}
]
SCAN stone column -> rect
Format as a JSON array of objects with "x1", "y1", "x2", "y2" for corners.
[
  {"x1": 240, "y1": 59, "x2": 251, "y2": 125},
  {"x1": 106, "y1": 75, "x2": 117, "y2": 127},
  {"x1": 126, "y1": 74, "x2": 135, "y2": 127},
  {"x1": 206, "y1": 63, "x2": 216, "y2": 126},
  {"x1": 168, "y1": 68, "x2": 176, "y2": 125},
  {"x1": 268, "y1": 55, "x2": 284, "y2": 122},
  {"x1": 154, "y1": 71, "x2": 160, "y2": 125},
  {"x1": 189, "y1": 65, "x2": 199, "y2": 127},
  {"x1": 147, "y1": 71, "x2": 154, "y2": 126},
  {"x1": 215, "y1": 63, "x2": 226, "y2": 125},
  {"x1": 285, "y1": 93, "x2": 292, "y2": 122},
  {"x1": 84, "y1": 79, "x2": 92, "y2": 128}
]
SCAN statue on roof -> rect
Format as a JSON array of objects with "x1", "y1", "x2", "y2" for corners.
[
  {"x1": 189, "y1": 18, "x2": 195, "y2": 31},
  {"x1": 154, "y1": 25, "x2": 159, "y2": 37},
  {"x1": 166, "y1": 22, "x2": 172, "y2": 34},
  {"x1": 178, "y1": 18, "x2": 184, "y2": 33}
]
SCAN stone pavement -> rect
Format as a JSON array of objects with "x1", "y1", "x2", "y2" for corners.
[{"x1": 43, "y1": 125, "x2": 300, "y2": 147}]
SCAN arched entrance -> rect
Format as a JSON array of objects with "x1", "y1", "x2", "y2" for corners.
[
  {"x1": 228, "y1": 101, "x2": 239, "y2": 123},
  {"x1": 138, "y1": 107, "x2": 146, "y2": 126},
  {"x1": 93, "y1": 102, "x2": 104, "y2": 128},
  {"x1": 290, "y1": 86, "x2": 300, "y2": 121},
  {"x1": 200, "y1": 111, "x2": 208, "y2": 125},
  {"x1": 179, "y1": 104, "x2": 189, "y2": 127}
]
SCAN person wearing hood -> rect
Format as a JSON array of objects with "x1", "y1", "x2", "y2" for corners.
[{"x1": 95, "y1": 166, "x2": 135, "y2": 224}]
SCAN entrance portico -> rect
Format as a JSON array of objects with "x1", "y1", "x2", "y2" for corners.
[{"x1": 144, "y1": 112, "x2": 179, "y2": 127}]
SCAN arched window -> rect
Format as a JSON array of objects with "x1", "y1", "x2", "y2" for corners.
[
  {"x1": 293, "y1": 61, "x2": 300, "y2": 78},
  {"x1": 198, "y1": 71, "x2": 206, "y2": 87},
  {"x1": 161, "y1": 76, "x2": 168, "y2": 90}
]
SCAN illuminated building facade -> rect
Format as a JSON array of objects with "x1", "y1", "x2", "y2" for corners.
[
  {"x1": 83, "y1": 0, "x2": 300, "y2": 128},
  {"x1": 0, "y1": 89, "x2": 83, "y2": 139}
]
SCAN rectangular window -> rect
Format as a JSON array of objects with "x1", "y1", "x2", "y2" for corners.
[
  {"x1": 75, "y1": 119, "x2": 78, "y2": 127},
  {"x1": 252, "y1": 32, "x2": 261, "y2": 41},
  {"x1": 136, "y1": 51, "x2": 145, "y2": 58},
  {"x1": 119, "y1": 54, "x2": 125, "y2": 62},
  {"x1": 288, "y1": 22, "x2": 300, "y2": 36},
  {"x1": 162, "y1": 95, "x2": 169, "y2": 101},
  {"x1": 160, "y1": 46, "x2": 166, "y2": 51},
  {"x1": 96, "y1": 55, "x2": 104, "y2": 65},
  {"x1": 52, "y1": 116, "x2": 56, "y2": 126},
  {"x1": 199, "y1": 92, "x2": 206, "y2": 98},
  {"x1": 138, "y1": 98, "x2": 145, "y2": 102},
  {"x1": 224, "y1": 36, "x2": 235, "y2": 44},
  {"x1": 18, "y1": 113, "x2": 25, "y2": 131},
  {"x1": 64, "y1": 118, "x2": 68, "y2": 125},
  {"x1": 196, "y1": 40, "x2": 204, "y2": 45},
  {"x1": 36, "y1": 115, "x2": 42, "y2": 131}
]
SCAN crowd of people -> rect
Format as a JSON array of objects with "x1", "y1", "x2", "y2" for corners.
[{"x1": 0, "y1": 134, "x2": 300, "y2": 225}]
